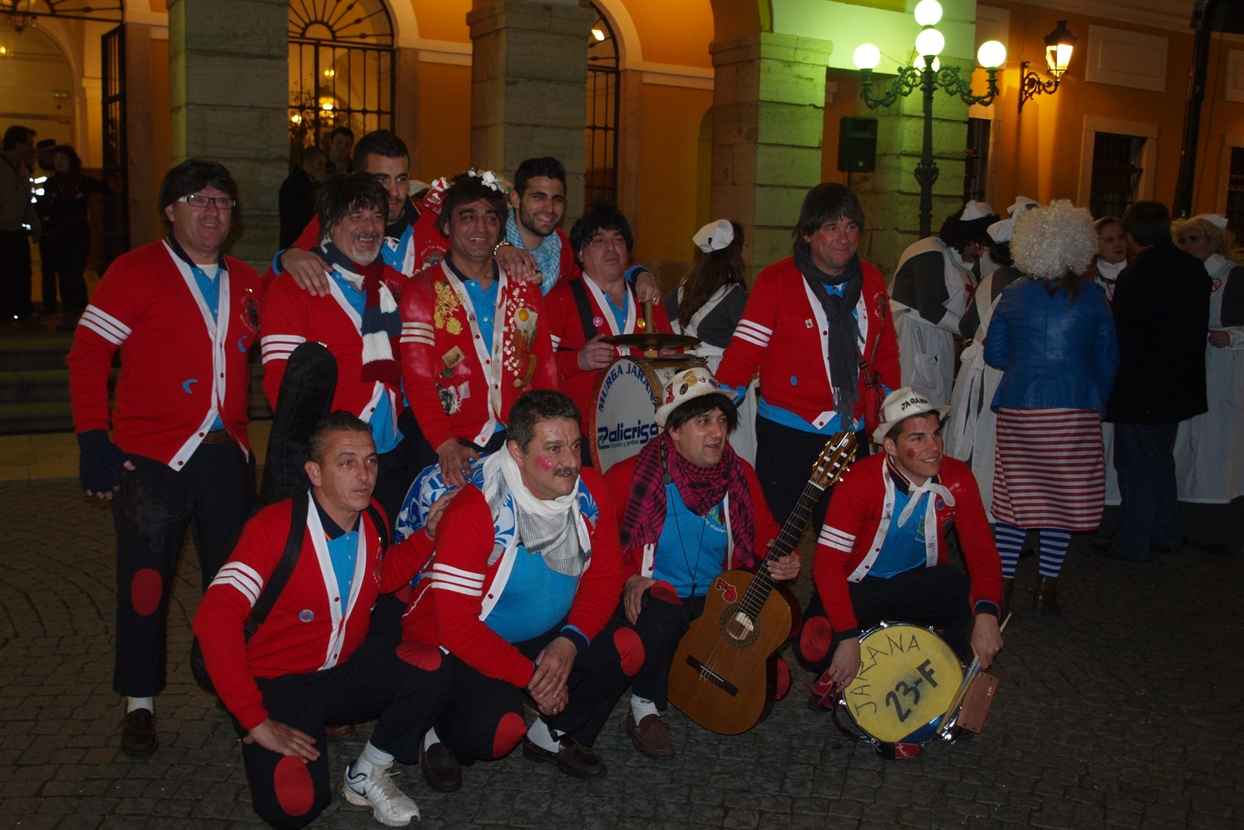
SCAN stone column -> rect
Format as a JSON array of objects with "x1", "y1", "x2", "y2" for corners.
[
  {"x1": 394, "y1": 47, "x2": 421, "y2": 178},
  {"x1": 168, "y1": 0, "x2": 288, "y2": 269},
  {"x1": 850, "y1": 64, "x2": 972, "y2": 275},
  {"x1": 709, "y1": 33, "x2": 832, "y2": 282},
  {"x1": 468, "y1": 0, "x2": 594, "y2": 221}
]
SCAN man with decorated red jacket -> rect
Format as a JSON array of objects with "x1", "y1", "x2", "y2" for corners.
[
  {"x1": 261, "y1": 172, "x2": 423, "y2": 522},
  {"x1": 399, "y1": 171, "x2": 557, "y2": 491},
  {"x1": 794, "y1": 388, "x2": 1004, "y2": 706},
  {"x1": 194, "y1": 413, "x2": 452, "y2": 829},
  {"x1": 715, "y1": 183, "x2": 899, "y2": 528},
  {"x1": 545, "y1": 200, "x2": 673, "y2": 461},
  {"x1": 398, "y1": 390, "x2": 640, "y2": 789},
  {"x1": 67, "y1": 159, "x2": 261, "y2": 757}
]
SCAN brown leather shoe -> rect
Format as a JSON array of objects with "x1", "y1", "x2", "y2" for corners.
[
  {"x1": 421, "y1": 742, "x2": 462, "y2": 792},
  {"x1": 521, "y1": 735, "x2": 606, "y2": 778},
  {"x1": 121, "y1": 709, "x2": 158, "y2": 756},
  {"x1": 626, "y1": 712, "x2": 674, "y2": 759},
  {"x1": 1033, "y1": 577, "x2": 1059, "y2": 616},
  {"x1": 323, "y1": 723, "x2": 356, "y2": 741}
]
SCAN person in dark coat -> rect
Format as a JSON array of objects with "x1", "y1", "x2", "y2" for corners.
[
  {"x1": 278, "y1": 146, "x2": 327, "y2": 249},
  {"x1": 36, "y1": 145, "x2": 103, "y2": 329},
  {"x1": 1104, "y1": 200, "x2": 1212, "y2": 562}
]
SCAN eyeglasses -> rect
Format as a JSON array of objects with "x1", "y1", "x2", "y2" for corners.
[{"x1": 177, "y1": 194, "x2": 236, "y2": 210}]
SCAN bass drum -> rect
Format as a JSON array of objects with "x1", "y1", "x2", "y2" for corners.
[
  {"x1": 589, "y1": 356, "x2": 702, "y2": 473},
  {"x1": 842, "y1": 623, "x2": 964, "y2": 745}
]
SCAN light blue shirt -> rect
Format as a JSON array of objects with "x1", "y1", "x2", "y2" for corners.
[
  {"x1": 484, "y1": 545, "x2": 579, "y2": 643},
  {"x1": 868, "y1": 486, "x2": 929, "y2": 579},
  {"x1": 326, "y1": 530, "x2": 358, "y2": 605},
  {"x1": 652, "y1": 484, "x2": 729, "y2": 599},
  {"x1": 462, "y1": 278, "x2": 499, "y2": 354},
  {"x1": 192, "y1": 264, "x2": 224, "y2": 431}
]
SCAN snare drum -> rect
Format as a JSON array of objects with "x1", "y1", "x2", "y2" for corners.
[
  {"x1": 842, "y1": 623, "x2": 964, "y2": 745},
  {"x1": 589, "y1": 356, "x2": 702, "y2": 472}
]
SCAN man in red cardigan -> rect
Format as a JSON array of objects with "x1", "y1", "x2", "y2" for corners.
[
  {"x1": 605, "y1": 368, "x2": 796, "y2": 759},
  {"x1": 399, "y1": 172, "x2": 557, "y2": 491},
  {"x1": 794, "y1": 388, "x2": 1004, "y2": 707},
  {"x1": 261, "y1": 173, "x2": 418, "y2": 523},
  {"x1": 195, "y1": 413, "x2": 452, "y2": 829},
  {"x1": 67, "y1": 160, "x2": 260, "y2": 756},
  {"x1": 398, "y1": 390, "x2": 640, "y2": 789},
  {"x1": 715, "y1": 183, "x2": 899, "y2": 529},
  {"x1": 545, "y1": 200, "x2": 673, "y2": 462}
]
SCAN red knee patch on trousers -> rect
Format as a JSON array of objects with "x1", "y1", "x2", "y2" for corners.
[
  {"x1": 613, "y1": 626, "x2": 645, "y2": 676},
  {"x1": 799, "y1": 616, "x2": 833, "y2": 662},
  {"x1": 130, "y1": 568, "x2": 163, "y2": 616},
  {"x1": 494, "y1": 712, "x2": 526, "y2": 758},
  {"x1": 397, "y1": 641, "x2": 442, "y2": 671},
  {"x1": 774, "y1": 657, "x2": 791, "y2": 701},
  {"x1": 273, "y1": 755, "x2": 315, "y2": 817},
  {"x1": 649, "y1": 581, "x2": 682, "y2": 605}
]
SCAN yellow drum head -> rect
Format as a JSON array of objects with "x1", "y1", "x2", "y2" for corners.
[{"x1": 843, "y1": 623, "x2": 964, "y2": 744}]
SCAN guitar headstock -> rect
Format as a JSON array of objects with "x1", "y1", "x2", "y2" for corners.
[{"x1": 811, "y1": 431, "x2": 858, "y2": 489}]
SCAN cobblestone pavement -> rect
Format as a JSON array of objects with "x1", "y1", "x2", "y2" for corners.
[{"x1": 2, "y1": 478, "x2": 1242, "y2": 830}]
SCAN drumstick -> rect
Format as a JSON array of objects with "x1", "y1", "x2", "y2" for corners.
[
  {"x1": 938, "y1": 612, "x2": 1011, "y2": 735},
  {"x1": 642, "y1": 298, "x2": 656, "y2": 334}
]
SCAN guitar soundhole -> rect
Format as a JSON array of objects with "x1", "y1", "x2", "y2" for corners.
[{"x1": 719, "y1": 606, "x2": 760, "y2": 647}]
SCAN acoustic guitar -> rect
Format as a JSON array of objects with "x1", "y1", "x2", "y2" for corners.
[{"x1": 667, "y1": 431, "x2": 859, "y2": 735}]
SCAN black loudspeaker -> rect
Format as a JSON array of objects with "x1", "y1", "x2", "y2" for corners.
[{"x1": 838, "y1": 116, "x2": 878, "y2": 173}]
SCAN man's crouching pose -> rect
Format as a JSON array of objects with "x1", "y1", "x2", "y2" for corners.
[
  {"x1": 794, "y1": 388, "x2": 1005, "y2": 704},
  {"x1": 399, "y1": 389, "x2": 643, "y2": 790},
  {"x1": 605, "y1": 368, "x2": 796, "y2": 758},
  {"x1": 194, "y1": 412, "x2": 452, "y2": 828}
]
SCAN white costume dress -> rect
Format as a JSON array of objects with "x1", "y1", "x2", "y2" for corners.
[
  {"x1": 890, "y1": 237, "x2": 976, "y2": 406},
  {"x1": 944, "y1": 269, "x2": 1006, "y2": 522},
  {"x1": 1174, "y1": 253, "x2": 1244, "y2": 503}
]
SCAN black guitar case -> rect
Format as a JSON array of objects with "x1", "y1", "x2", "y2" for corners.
[{"x1": 257, "y1": 341, "x2": 339, "y2": 508}]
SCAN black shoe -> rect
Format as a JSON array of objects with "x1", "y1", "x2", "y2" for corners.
[
  {"x1": 121, "y1": 709, "x2": 158, "y2": 756},
  {"x1": 421, "y1": 742, "x2": 462, "y2": 792},
  {"x1": 521, "y1": 736, "x2": 606, "y2": 779}
]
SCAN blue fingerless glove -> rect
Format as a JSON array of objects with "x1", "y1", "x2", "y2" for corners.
[{"x1": 78, "y1": 429, "x2": 126, "y2": 494}]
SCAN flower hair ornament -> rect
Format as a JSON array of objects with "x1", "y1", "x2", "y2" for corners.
[{"x1": 466, "y1": 169, "x2": 510, "y2": 194}]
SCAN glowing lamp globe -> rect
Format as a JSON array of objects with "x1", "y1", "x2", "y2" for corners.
[
  {"x1": 914, "y1": 28, "x2": 945, "y2": 58},
  {"x1": 853, "y1": 43, "x2": 882, "y2": 70},
  {"x1": 977, "y1": 40, "x2": 1006, "y2": 69},
  {"x1": 913, "y1": 0, "x2": 943, "y2": 27},
  {"x1": 913, "y1": 55, "x2": 941, "y2": 72}
]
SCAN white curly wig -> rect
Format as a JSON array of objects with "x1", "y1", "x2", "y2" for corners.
[{"x1": 1011, "y1": 199, "x2": 1098, "y2": 281}]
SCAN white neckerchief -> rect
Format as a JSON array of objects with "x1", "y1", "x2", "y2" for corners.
[
  {"x1": 896, "y1": 475, "x2": 956, "y2": 528},
  {"x1": 440, "y1": 260, "x2": 507, "y2": 443},
  {"x1": 483, "y1": 449, "x2": 578, "y2": 520},
  {"x1": 1096, "y1": 258, "x2": 1126, "y2": 281}
]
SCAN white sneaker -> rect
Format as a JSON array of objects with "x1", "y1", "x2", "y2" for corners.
[{"x1": 341, "y1": 760, "x2": 420, "y2": 827}]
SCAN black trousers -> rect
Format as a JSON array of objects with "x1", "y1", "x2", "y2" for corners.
[
  {"x1": 627, "y1": 592, "x2": 707, "y2": 710},
  {"x1": 0, "y1": 229, "x2": 33, "y2": 321},
  {"x1": 237, "y1": 631, "x2": 452, "y2": 830},
  {"x1": 434, "y1": 614, "x2": 643, "y2": 763},
  {"x1": 1113, "y1": 422, "x2": 1182, "y2": 560},
  {"x1": 755, "y1": 415, "x2": 869, "y2": 529},
  {"x1": 793, "y1": 565, "x2": 975, "y2": 673},
  {"x1": 112, "y1": 441, "x2": 255, "y2": 696},
  {"x1": 41, "y1": 231, "x2": 90, "y2": 315}
]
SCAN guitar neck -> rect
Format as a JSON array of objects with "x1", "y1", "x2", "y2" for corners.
[{"x1": 734, "y1": 476, "x2": 825, "y2": 621}]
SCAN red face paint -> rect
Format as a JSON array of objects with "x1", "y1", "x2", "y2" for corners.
[
  {"x1": 906, "y1": 448, "x2": 917, "y2": 459},
  {"x1": 537, "y1": 456, "x2": 555, "y2": 471}
]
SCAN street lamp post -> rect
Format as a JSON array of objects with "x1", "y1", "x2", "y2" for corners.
[{"x1": 853, "y1": 0, "x2": 1006, "y2": 238}]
